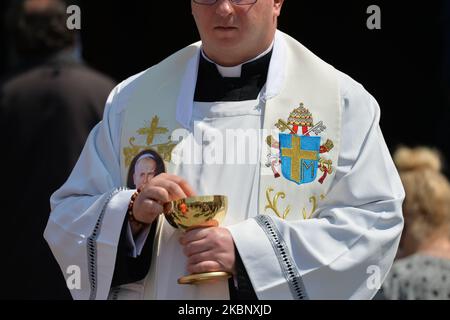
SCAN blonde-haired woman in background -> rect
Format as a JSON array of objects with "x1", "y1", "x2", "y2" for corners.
[{"x1": 382, "y1": 147, "x2": 450, "y2": 300}]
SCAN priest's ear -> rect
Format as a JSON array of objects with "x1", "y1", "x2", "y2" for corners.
[
  {"x1": 274, "y1": 0, "x2": 285, "y2": 8},
  {"x1": 273, "y1": 0, "x2": 284, "y2": 18}
]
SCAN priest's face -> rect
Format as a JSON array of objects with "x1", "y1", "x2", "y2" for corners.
[
  {"x1": 192, "y1": 0, "x2": 284, "y2": 66},
  {"x1": 133, "y1": 158, "x2": 157, "y2": 189}
]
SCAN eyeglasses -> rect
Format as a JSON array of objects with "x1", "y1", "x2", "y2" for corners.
[{"x1": 193, "y1": 0, "x2": 258, "y2": 5}]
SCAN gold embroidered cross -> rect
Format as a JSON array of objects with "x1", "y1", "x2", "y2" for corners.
[
  {"x1": 137, "y1": 116, "x2": 168, "y2": 146},
  {"x1": 281, "y1": 135, "x2": 318, "y2": 182}
]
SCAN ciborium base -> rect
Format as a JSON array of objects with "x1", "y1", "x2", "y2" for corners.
[{"x1": 178, "y1": 272, "x2": 232, "y2": 285}]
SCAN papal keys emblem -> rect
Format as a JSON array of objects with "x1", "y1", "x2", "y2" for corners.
[{"x1": 266, "y1": 103, "x2": 335, "y2": 185}]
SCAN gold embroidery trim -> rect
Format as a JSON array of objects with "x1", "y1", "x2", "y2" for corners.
[
  {"x1": 265, "y1": 187, "x2": 291, "y2": 220},
  {"x1": 301, "y1": 194, "x2": 326, "y2": 220},
  {"x1": 122, "y1": 116, "x2": 177, "y2": 167},
  {"x1": 265, "y1": 187, "x2": 326, "y2": 221}
]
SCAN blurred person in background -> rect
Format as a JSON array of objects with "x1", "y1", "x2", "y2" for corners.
[
  {"x1": 0, "y1": 0, "x2": 115, "y2": 299},
  {"x1": 381, "y1": 147, "x2": 450, "y2": 300}
]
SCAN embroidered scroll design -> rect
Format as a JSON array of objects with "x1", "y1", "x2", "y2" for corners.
[
  {"x1": 265, "y1": 187, "x2": 291, "y2": 220},
  {"x1": 265, "y1": 187, "x2": 325, "y2": 221},
  {"x1": 301, "y1": 195, "x2": 325, "y2": 220}
]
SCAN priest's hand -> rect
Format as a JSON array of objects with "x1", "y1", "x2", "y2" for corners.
[
  {"x1": 132, "y1": 173, "x2": 196, "y2": 227},
  {"x1": 180, "y1": 227, "x2": 236, "y2": 275}
]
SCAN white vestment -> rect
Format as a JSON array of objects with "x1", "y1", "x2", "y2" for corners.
[{"x1": 44, "y1": 31, "x2": 404, "y2": 300}]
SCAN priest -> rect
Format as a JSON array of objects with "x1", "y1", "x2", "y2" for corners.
[{"x1": 45, "y1": 0, "x2": 404, "y2": 300}]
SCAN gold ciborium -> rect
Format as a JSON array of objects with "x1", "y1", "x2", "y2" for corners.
[{"x1": 165, "y1": 195, "x2": 231, "y2": 285}]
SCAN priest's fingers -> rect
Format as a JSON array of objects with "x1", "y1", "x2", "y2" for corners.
[
  {"x1": 139, "y1": 186, "x2": 170, "y2": 204},
  {"x1": 146, "y1": 177, "x2": 190, "y2": 201},
  {"x1": 166, "y1": 175, "x2": 196, "y2": 197},
  {"x1": 160, "y1": 173, "x2": 196, "y2": 197},
  {"x1": 133, "y1": 188, "x2": 166, "y2": 224},
  {"x1": 187, "y1": 261, "x2": 222, "y2": 275},
  {"x1": 187, "y1": 251, "x2": 216, "y2": 265},
  {"x1": 187, "y1": 251, "x2": 236, "y2": 275},
  {"x1": 182, "y1": 228, "x2": 237, "y2": 274},
  {"x1": 149, "y1": 173, "x2": 196, "y2": 198},
  {"x1": 182, "y1": 238, "x2": 212, "y2": 257},
  {"x1": 179, "y1": 228, "x2": 210, "y2": 246},
  {"x1": 136, "y1": 199, "x2": 164, "y2": 224}
]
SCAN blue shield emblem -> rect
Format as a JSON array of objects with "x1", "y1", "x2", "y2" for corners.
[{"x1": 279, "y1": 134, "x2": 320, "y2": 185}]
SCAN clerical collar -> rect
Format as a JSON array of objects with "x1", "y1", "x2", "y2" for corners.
[
  {"x1": 201, "y1": 42, "x2": 274, "y2": 78},
  {"x1": 194, "y1": 46, "x2": 273, "y2": 102}
]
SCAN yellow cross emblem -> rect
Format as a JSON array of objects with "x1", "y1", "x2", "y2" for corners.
[{"x1": 281, "y1": 135, "x2": 319, "y2": 182}]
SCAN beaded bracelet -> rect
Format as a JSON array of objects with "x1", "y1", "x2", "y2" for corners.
[{"x1": 127, "y1": 188, "x2": 147, "y2": 226}]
